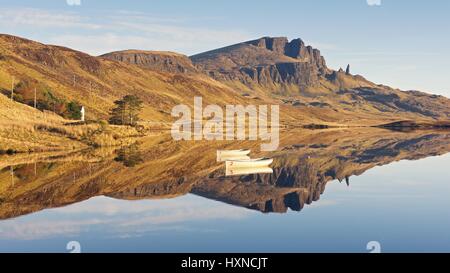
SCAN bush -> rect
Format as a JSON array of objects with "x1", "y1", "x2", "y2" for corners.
[
  {"x1": 10, "y1": 80, "x2": 84, "y2": 120},
  {"x1": 67, "y1": 101, "x2": 82, "y2": 120}
]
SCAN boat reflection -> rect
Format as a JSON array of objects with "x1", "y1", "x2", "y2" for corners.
[{"x1": 226, "y1": 166, "x2": 273, "y2": 176}]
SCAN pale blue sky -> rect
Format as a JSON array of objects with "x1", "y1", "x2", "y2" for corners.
[{"x1": 0, "y1": 0, "x2": 449, "y2": 96}]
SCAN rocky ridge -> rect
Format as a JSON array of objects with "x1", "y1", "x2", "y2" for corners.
[{"x1": 101, "y1": 50, "x2": 198, "y2": 74}]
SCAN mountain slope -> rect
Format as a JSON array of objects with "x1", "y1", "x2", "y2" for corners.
[
  {"x1": 190, "y1": 36, "x2": 370, "y2": 93},
  {"x1": 0, "y1": 33, "x2": 449, "y2": 134},
  {"x1": 0, "y1": 34, "x2": 246, "y2": 122},
  {"x1": 191, "y1": 36, "x2": 450, "y2": 121}
]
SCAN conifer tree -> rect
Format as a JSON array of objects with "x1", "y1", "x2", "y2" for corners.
[{"x1": 109, "y1": 95, "x2": 143, "y2": 125}]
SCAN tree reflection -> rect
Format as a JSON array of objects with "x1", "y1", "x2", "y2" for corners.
[{"x1": 114, "y1": 144, "x2": 143, "y2": 167}]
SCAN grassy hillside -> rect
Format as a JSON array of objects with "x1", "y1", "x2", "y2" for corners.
[
  {"x1": 0, "y1": 34, "x2": 247, "y2": 122},
  {"x1": 0, "y1": 93, "x2": 143, "y2": 153},
  {"x1": 0, "y1": 34, "x2": 449, "y2": 154}
]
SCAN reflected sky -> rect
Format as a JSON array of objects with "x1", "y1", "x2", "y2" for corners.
[{"x1": 1, "y1": 153, "x2": 449, "y2": 253}]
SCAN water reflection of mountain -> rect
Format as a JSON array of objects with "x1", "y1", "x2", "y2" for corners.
[
  {"x1": 0, "y1": 128, "x2": 449, "y2": 218},
  {"x1": 192, "y1": 161, "x2": 327, "y2": 213}
]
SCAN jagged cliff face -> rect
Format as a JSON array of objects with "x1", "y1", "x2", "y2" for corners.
[
  {"x1": 192, "y1": 163, "x2": 327, "y2": 213},
  {"x1": 246, "y1": 37, "x2": 327, "y2": 72},
  {"x1": 100, "y1": 50, "x2": 198, "y2": 74},
  {"x1": 191, "y1": 37, "x2": 333, "y2": 90}
]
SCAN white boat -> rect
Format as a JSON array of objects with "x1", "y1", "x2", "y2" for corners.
[
  {"x1": 217, "y1": 149, "x2": 251, "y2": 162},
  {"x1": 218, "y1": 155, "x2": 251, "y2": 162},
  {"x1": 225, "y1": 158, "x2": 273, "y2": 168},
  {"x1": 226, "y1": 167, "x2": 273, "y2": 176},
  {"x1": 217, "y1": 149, "x2": 250, "y2": 157}
]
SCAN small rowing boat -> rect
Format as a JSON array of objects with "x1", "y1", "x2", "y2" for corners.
[
  {"x1": 225, "y1": 158, "x2": 273, "y2": 168},
  {"x1": 226, "y1": 167, "x2": 273, "y2": 176},
  {"x1": 217, "y1": 149, "x2": 251, "y2": 162},
  {"x1": 218, "y1": 155, "x2": 251, "y2": 162}
]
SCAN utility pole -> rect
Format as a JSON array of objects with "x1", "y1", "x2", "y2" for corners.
[
  {"x1": 11, "y1": 76, "x2": 15, "y2": 101},
  {"x1": 73, "y1": 74, "x2": 76, "y2": 86},
  {"x1": 34, "y1": 87, "x2": 37, "y2": 108},
  {"x1": 10, "y1": 166, "x2": 14, "y2": 187}
]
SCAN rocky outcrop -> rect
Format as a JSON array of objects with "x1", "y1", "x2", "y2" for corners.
[
  {"x1": 230, "y1": 62, "x2": 320, "y2": 87},
  {"x1": 101, "y1": 50, "x2": 198, "y2": 74},
  {"x1": 191, "y1": 36, "x2": 329, "y2": 89},
  {"x1": 191, "y1": 177, "x2": 324, "y2": 214},
  {"x1": 245, "y1": 37, "x2": 327, "y2": 72},
  {"x1": 189, "y1": 36, "x2": 450, "y2": 121},
  {"x1": 106, "y1": 177, "x2": 193, "y2": 200},
  {"x1": 192, "y1": 160, "x2": 328, "y2": 213}
]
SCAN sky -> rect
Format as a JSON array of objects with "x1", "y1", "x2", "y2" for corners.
[{"x1": 0, "y1": 0, "x2": 449, "y2": 96}]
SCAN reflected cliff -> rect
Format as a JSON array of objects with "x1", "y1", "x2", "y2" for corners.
[{"x1": 0, "y1": 128, "x2": 449, "y2": 219}]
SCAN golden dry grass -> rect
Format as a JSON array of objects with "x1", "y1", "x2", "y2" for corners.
[{"x1": 0, "y1": 94, "x2": 143, "y2": 152}]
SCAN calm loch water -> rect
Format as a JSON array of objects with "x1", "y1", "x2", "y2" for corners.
[{"x1": 0, "y1": 128, "x2": 449, "y2": 252}]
